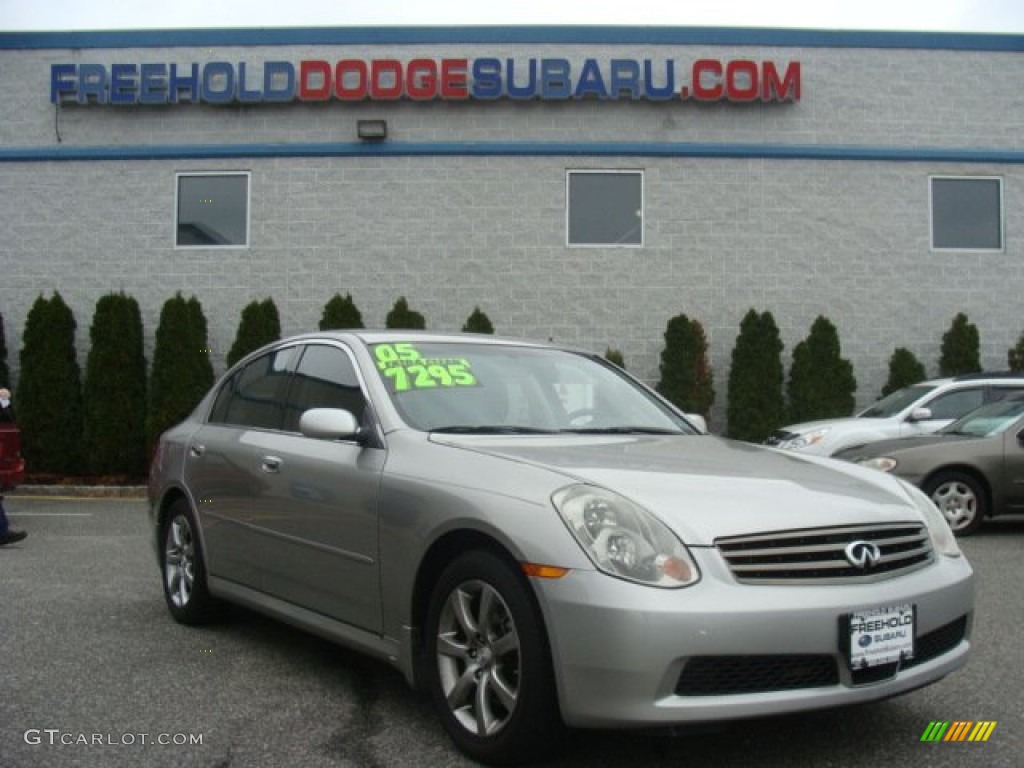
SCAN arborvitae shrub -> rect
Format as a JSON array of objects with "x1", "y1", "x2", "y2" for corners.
[
  {"x1": 787, "y1": 316, "x2": 857, "y2": 423},
  {"x1": 656, "y1": 313, "x2": 714, "y2": 418},
  {"x1": 0, "y1": 311, "x2": 9, "y2": 388},
  {"x1": 319, "y1": 293, "x2": 364, "y2": 330},
  {"x1": 227, "y1": 298, "x2": 281, "y2": 367},
  {"x1": 727, "y1": 309, "x2": 785, "y2": 442},
  {"x1": 939, "y1": 313, "x2": 981, "y2": 376},
  {"x1": 83, "y1": 292, "x2": 147, "y2": 477},
  {"x1": 604, "y1": 348, "x2": 625, "y2": 368},
  {"x1": 882, "y1": 347, "x2": 927, "y2": 396},
  {"x1": 1009, "y1": 332, "x2": 1024, "y2": 372},
  {"x1": 148, "y1": 293, "x2": 215, "y2": 448},
  {"x1": 385, "y1": 297, "x2": 426, "y2": 330},
  {"x1": 18, "y1": 292, "x2": 84, "y2": 474},
  {"x1": 462, "y1": 307, "x2": 494, "y2": 334}
]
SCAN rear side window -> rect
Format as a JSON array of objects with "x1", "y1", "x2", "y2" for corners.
[
  {"x1": 989, "y1": 386, "x2": 1024, "y2": 403},
  {"x1": 283, "y1": 344, "x2": 367, "y2": 432},
  {"x1": 209, "y1": 347, "x2": 298, "y2": 429}
]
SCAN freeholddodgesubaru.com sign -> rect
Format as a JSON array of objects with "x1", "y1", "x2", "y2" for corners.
[{"x1": 50, "y1": 57, "x2": 801, "y2": 105}]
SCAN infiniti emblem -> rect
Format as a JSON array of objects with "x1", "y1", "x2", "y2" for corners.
[{"x1": 844, "y1": 540, "x2": 882, "y2": 569}]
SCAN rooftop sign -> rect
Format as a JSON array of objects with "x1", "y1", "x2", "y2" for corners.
[{"x1": 50, "y1": 57, "x2": 801, "y2": 105}]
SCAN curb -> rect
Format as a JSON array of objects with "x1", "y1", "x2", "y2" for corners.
[{"x1": 8, "y1": 485, "x2": 147, "y2": 499}]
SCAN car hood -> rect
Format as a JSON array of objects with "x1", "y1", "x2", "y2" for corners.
[
  {"x1": 835, "y1": 433, "x2": 978, "y2": 459},
  {"x1": 430, "y1": 434, "x2": 921, "y2": 546},
  {"x1": 780, "y1": 416, "x2": 883, "y2": 434}
]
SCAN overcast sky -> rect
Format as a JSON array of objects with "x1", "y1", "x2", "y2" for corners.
[{"x1": 2, "y1": 0, "x2": 1024, "y2": 34}]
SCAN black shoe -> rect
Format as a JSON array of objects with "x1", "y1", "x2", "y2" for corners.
[{"x1": 0, "y1": 529, "x2": 27, "y2": 546}]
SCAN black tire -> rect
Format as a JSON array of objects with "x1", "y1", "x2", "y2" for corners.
[
  {"x1": 159, "y1": 498, "x2": 219, "y2": 624},
  {"x1": 425, "y1": 550, "x2": 563, "y2": 765},
  {"x1": 923, "y1": 471, "x2": 986, "y2": 537}
]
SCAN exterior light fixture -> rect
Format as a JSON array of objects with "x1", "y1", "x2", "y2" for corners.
[{"x1": 357, "y1": 119, "x2": 388, "y2": 141}]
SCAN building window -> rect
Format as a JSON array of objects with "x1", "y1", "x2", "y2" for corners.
[
  {"x1": 930, "y1": 176, "x2": 1003, "y2": 251},
  {"x1": 176, "y1": 172, "x2": 250, "y2": 248},
  {"x1": 567, "y1": 170, "x2": 643, "y2": 247}
]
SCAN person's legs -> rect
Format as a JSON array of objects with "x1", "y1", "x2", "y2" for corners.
[{"x1": 0, "y1": 495, "x2": 27, "y2": 545}]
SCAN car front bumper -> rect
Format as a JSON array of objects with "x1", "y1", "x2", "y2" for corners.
[{"x1": 534, "y1": 548, "x2": 974, "y2": 728}]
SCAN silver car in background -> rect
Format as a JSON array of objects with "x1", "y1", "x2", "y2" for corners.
[{"x1": 148, "y1": 332, "x2": 974, "y2": 764}]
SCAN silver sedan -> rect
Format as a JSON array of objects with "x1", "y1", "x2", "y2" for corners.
[{"x1": 148, "y1": 332, "x2": 974, "y2": 764}]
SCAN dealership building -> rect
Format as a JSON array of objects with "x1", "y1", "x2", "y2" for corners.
[{"x1": 1, "y1": 26, "x2": 1022, "y2": 427}]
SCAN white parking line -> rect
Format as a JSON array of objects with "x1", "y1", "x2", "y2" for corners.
[{"x1": 10, "y1": 512, "x2": 94, "y2": 516}]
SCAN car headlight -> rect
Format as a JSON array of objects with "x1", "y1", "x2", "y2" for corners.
[
  {"x1": 857, "y1": 456, "x2": 898, "y2": 472},
  {"x1": 902, "y1": 481, "x2": 961, "y2": 558},
  {"x1": 780, "y1": 428, "x2": 830, "y2": 450},
  {"x1": 552, "y1": 485, "x2": 699, "y2": 588}
]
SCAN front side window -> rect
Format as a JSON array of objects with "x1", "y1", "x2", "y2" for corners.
[
  {"x1": 209, "y1": 346, "x2": 298, "y2": 429},
  {"x1": 930, "y1": 176, "x2": 1002, "y2": 251},
  {"x1": 176, "y1": 172, "x2": 250, "y2": 248},
  {"x1": 284, "y1": 344, "x2": 367, "y2": 432},
  {"x1": 924, "y1": 388, "x2": 985, "y2": 421},
  {"x1": 567, "y1": 170, "x2": 643, "y2": 247}
]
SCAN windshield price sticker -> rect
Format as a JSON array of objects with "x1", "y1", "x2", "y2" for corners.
[
  {"x1": 374, "y1": 343, "x2": 477, "y2": 392},
  {"x1": 847, "y1": 604, "x2": 915, "y2": 669}
]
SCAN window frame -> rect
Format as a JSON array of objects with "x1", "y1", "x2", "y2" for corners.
[
  {"x1": 928, "y1": 175, "x2": 1004, "y2": 253},
  {"x1": 566, "y1": 169, "x2": 645, "y2": 249},
  {"x1": 174, "y1": 170, "x2": 251, "y2": 250}
]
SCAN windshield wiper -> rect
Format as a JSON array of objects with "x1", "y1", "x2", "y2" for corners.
[
  {"x1": 431, "y1": 425, "x2": 559, "y2": 435},
  {"x1": 559, "y1": 426, "x2": 685, "y2": 435}
]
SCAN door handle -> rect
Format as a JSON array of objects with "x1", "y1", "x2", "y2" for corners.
[
  {"x1": 189, "y1": 444, "x2": 206, "y2": 458},
  {"x1": 261, "y1": 455, "x2": 283, "y2": 473}
]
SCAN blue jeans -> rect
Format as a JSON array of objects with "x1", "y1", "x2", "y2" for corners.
[{"x1": 0, "y1": 496, "x2": 9, "y2": 535}]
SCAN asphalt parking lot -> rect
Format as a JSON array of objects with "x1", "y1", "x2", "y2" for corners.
[{"x1": 1, "y1": 497, "x2": 1022, "y2": 768}]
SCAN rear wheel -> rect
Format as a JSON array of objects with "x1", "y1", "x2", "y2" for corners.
[
  {"x1": 425, "y1": 550, "x2": 562, "y2": 765},
  {"x1": 923, "y1": 471, "x2": 986, "y2": 536},
  {"x1": 160, "y1": 498, "x2": 219, "y2": 624}
]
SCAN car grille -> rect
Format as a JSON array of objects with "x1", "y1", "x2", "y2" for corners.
[
  {"x1": 676, "y1": 655, "x2": 838, "y2": 696},
  {"x1": 716, "y1": 524, "x2": 933, "y2": 584},
  {"x1": 675, "y1": 615, "x2": 968, "y2": 696}
]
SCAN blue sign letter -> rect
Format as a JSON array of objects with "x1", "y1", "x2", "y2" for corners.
[
  {"x1": 541, "y1": 59, "x2": 571, "y2": 99},
  {"x1": 51, "y1": 64, "x2": 77, "y2": 103},
  {"x1": 263, "y1": 61, "x2": 295, "y2": 102}
]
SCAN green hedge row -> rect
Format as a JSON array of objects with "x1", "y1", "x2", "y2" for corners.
[{"x1": 0, "y1": 290, "x2": 1015, "y2": 478}]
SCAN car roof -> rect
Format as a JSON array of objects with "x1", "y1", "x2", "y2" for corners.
[
  {"x1": 950, "y1": 371, "x2": 1024, "y2": 382},
  {"x1": 269, "y1": 330, "x2": 580, "y2": 352}
]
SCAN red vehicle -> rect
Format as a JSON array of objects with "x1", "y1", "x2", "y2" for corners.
[{"x1": 0, "y1": 421, "x2": 25, "y2": 490}]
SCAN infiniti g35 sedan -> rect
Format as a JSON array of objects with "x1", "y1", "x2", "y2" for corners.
[{"x1": 148, "y1": 332, "x2": 974, "y2": 764}]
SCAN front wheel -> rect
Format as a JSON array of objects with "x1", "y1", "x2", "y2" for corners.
[
  {"x1": 425, "y1": 550, "x2": 562, "y2": 765},
  {"x1": 923, "y1": 471, "x2": 986, "y2": 536},
  {"x1": 160, "y1": 498, "x2": 219, "y2": 624}
]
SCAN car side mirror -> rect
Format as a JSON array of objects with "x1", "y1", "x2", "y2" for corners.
[
  {"x1": 299, "y1": 408, "x2": 363, "y2": 442},
  {"x1": 908, "y1": 407, "x2": 933, "y2": 422},
  {"x1": 685, "y1": 413, "x2": 708, "y2": 434}
]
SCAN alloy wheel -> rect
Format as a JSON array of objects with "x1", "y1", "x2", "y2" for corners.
[{"x1": 435, "y1": 579, "x2": 521, "y2": 737}]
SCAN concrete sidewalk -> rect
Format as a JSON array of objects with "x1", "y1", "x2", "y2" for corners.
[{"x1": 7, "y1": 484, "x2": 147, "y2": 499}]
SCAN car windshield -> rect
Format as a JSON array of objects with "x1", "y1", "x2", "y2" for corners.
[
  {"x1": 940, "y1": 397, "x2": 1024, "y2": 438},
  {"x1": 857, "y1": 384, "x2": 937, "y2": 418},
  {"x1": 370, "y1": 341, "x2": 694, "y2": 434}
]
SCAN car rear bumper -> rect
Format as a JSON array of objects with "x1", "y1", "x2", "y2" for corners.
[{"x1": 534, "y1": 549, "x2": 974, "y2": 728}]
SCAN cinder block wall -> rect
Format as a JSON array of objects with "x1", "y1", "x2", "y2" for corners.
[{"x1": 2, "y1": 34, "x2": 1022, "y2": 430}]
